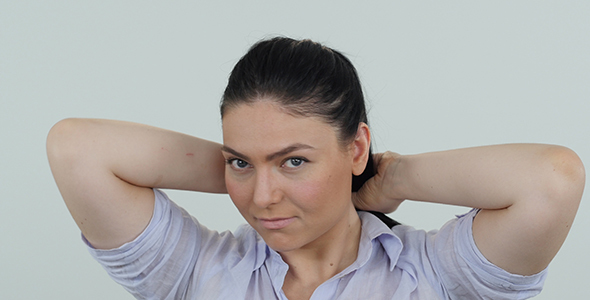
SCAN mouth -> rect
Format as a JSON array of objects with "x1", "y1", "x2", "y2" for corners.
[{"x1": 257, "y1": 217, "x2": 296, "y2": 230}]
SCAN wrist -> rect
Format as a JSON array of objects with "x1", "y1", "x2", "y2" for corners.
[{"x1": 386, "y1": 154, "x2": 411, "y2": 201}]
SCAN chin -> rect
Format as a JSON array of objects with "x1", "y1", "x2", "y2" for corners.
[{"x1": 258, "y1": 231, "x2": 305, "y2": 253}]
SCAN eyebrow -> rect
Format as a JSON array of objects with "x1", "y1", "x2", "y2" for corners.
[{"x1": 221, "y1": 143, "x2": 315, "y2": 162}]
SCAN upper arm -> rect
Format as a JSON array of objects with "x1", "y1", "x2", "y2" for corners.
[
  {"x1": 472, "y1": 146, "x2": 585, "y2": 275},
  {"x1": 47, "y1": 119, "x2": 155, "y2": 249}
]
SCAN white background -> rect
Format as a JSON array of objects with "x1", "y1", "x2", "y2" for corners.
[{"x1": 1, "y1": 1, "x2": 588, "y2": 299}]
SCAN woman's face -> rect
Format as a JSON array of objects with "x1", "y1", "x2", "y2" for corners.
[{"x1": 222, "y1": 101, "x2": 364, "y2": 253}]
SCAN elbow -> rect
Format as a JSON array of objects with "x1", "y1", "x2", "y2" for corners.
[
  {"x1": 46, "y1": 118, "x2": 86, "y2": 166},
  {"x1": 542, "y1": 146, "x2": 585, "y2": 208}
]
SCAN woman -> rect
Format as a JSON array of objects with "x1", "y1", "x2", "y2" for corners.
[{"x1": 47, "y1": 37, "x2": 585, "y2": 299}]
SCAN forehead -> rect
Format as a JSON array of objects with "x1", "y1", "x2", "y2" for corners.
[{"x1": 222, "y1": 101, "x2": 339, "y2": 155}]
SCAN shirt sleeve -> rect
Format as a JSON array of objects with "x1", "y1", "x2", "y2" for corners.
[
  {"x1": 83, "y1": 189, "x2": 254, "y2": 299},
  {"x1": 430, "y1": 209, "x2": 548, "y2": 300}
]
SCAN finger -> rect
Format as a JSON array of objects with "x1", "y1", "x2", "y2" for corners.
[
  {"x1": 353, "y1": 176, "x2": 379, "y2": 210},
  {"x1": 372, "y1": 152, "x2": 385, "y2": 172},
  {"x1": 351, "y1": 192, "x2": 368, "y2": 210},
  {"x1": 377, "y1": 151, "x2": 397, "y2": 174}
]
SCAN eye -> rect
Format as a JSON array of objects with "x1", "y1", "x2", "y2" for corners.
[
  {"x1": 227, "y1": 158, "x2": 251, "y2": 170},
  {"x1": 283, "y1": 157, "x2": 307, "y2": 169}
]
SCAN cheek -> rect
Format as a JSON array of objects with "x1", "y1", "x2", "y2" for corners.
[
  {"x1": 225, "y1": 176, "x2": 252, "y2": 212},
  {"x1": 293, "y1": 172, "x2": 348, "y2": 212},
  {"x1": 292, "y1": 181, "x2": 324, "y2": 207}
]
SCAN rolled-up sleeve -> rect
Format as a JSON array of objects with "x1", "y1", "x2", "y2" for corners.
[
  {"x1": 429, "y1": 209, "x2": 548, "y2": 299},
  {"x1": 84, "y1": 189, "x2": 211, "y2": 299}
]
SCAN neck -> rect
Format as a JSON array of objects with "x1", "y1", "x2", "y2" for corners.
[{"x1": 279, "y1": 204, "x2": 362, "y2": 284}]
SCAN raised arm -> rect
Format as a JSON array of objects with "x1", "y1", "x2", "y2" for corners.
[
  {"x1": 47, "y1": 118, "x2": 226, "y2": 249},
  {"x1": 354, "y1": 144, "x2": 585, "y2": 275}
]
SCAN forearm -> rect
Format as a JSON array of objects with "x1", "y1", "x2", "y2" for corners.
[
  {"x1": 354, "y1": 143, "x2": 584, "y2": 275},
  {"x1": 393, "y1": 143, "x2": 583, "y2": 209},
  {"x1": 48, "y1": 118, "x2": 226, "y2": 193}
]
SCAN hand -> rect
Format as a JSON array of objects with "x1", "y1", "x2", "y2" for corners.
[{"x1": 352, "y1": 151, "x2": 405, "y2": 214}]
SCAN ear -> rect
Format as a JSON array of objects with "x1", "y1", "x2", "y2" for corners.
[{"x1": 351, "y1": 122, "x2": 371, "y2": 176}]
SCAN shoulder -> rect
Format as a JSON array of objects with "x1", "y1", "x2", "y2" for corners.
[
  {"x1": 153, "y1": 189, "x2": 262, "y2": 257},
  {"x1": 86, "y1": 189, "x2": 266, "y2": 298},
  {"x1": 396, "y1": 209, "x2": 547, "y2": 299},
  {"x1": 364, "y1": 210, "x2": 546, "y2": 299}
]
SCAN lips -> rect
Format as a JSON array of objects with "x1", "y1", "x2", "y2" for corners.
[{"x1": 258, "y1": 217, "x2": 295, "y2": 230}]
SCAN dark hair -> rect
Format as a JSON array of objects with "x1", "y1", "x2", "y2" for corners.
[{"x1": 221, "y1": 37, "x2": 399, "y2": 228}]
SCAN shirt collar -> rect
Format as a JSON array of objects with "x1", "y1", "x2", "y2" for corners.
[
  {"x1": 354, "y1": 211, "x2": 403, "y2": 272},
  {"x1": 253, "y1": 211, "x2": 403, "y2": 275}
]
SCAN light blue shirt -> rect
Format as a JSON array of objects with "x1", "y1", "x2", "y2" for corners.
[{"x1": 85, "y1": 189, "x2": 547, "y2": 299}]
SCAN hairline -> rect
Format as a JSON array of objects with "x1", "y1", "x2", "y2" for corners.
[{"x1": 221, "y1": 97, "x2": 357, "y2": 150}]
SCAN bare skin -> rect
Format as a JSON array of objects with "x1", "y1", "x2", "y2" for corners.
[
  {"x1": 47, "y1": 118, "x2": 227, "y2": 249},
  {"x1": 221, "y1": 102, "x2": 370, "y2": 299},
  {"x1": 47, "y1": 104, "x2": 371, "y2": 299},
  {"x1": 48, "y1": 108, "x2": 585, "y2": 298},
  {"x1": 354, "y1": 145, "x2": 585, "y2": 275}
]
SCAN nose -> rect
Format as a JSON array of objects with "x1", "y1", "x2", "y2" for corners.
[{"x1": 252, "y1": 168, "x2": 281, "y2": 208}]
